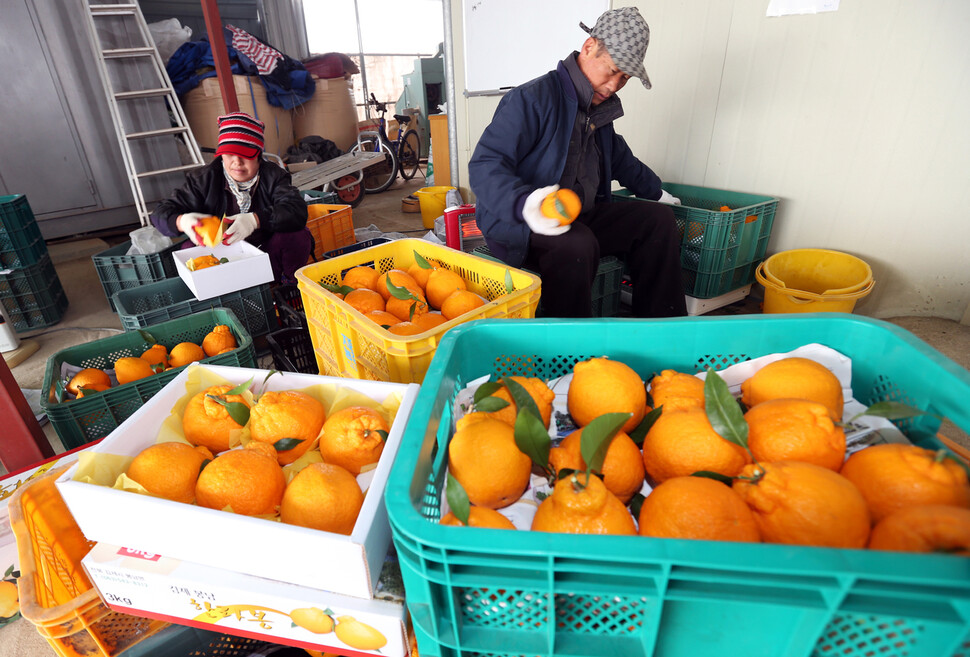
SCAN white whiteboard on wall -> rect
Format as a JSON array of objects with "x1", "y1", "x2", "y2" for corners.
[{"x1": 462, "y1": 0, "x2": 610, "y2": 95}]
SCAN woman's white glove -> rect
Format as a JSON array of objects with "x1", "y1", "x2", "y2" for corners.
[
  {"x1": 176, "y1": 212, "x2": 210, "y2": 246},
  {"x1": 522, "y1": 185, "x2": 571, "y2": 236},
  {"x1": 222, "y1": 212, "x2": 258, "y2": 245},
  {"x1": 658, "y1": 189, "x2": 681, "y2": 205}
]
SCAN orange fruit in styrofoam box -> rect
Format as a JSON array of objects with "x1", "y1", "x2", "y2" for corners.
[
  {"x1": 114, "y1": 357, "x2": 154, "y2": 385},
  {"x1": 440, "y1": 290, "x2": 486, "y2": 321},
  {"x1": 531, "y1": 472, "x2": 636, "y2": 535},
  {"x1": 280, "y1": 462, "x2": 363, "y2": 534},
  {"x1": 638, "y1": 476, "x2": 761, "y2": 542},
  {"x1": 319, "y1": 405, "x2": 390, "y2": 475},
  {"x1": 440, "y1": 506, "x2": 516, "y2": 529},
  {"x1": 375, "y1": 269, "x2": 422, "y2": 302},
  {"x1": 195, "y1": 448, "x2": 285, "y2": 516},
  {"x1": 126, "y1": 442, "x2": 210, "y2": 504},
  {"x1": 67, "y1": 368, "x2": 111, "y2": 396},
  {"x1": 425, "y1": 269, "x2": 467, "y2": 310},
  {"x1": 187, "y1": 255, "x2": 221, "y2": 271},
  {"x1": 182, "y1": 384, "x2": 250, "y2": 453},
  {"x1": 341, "y1": 265, "x2": 380, "y2": 291},
  {"x1": 344, "y1": 288, "x2": 386, "y2": 315},
  {"x1": 248, "y1": 390, "x2": 326, "y2": 465},
  {"x1": 549, "y1": 426, "x2": 645, "y2": 505}
]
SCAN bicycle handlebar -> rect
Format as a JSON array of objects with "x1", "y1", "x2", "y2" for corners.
[{"x1": 367, "y1": 93, "x2": 387, "y2": 115}]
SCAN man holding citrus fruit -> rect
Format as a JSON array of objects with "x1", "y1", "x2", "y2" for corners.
[
  {"x1": 469, "y1": 7, "x2": 687, "y2": 317},
  {"x1": 150, "y1": 112, "x2": 311, "y2": 284}
]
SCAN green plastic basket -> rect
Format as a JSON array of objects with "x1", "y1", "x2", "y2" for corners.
[
  {"x1": 0, "y1": 253, "x2": 68, "y2": 332},
  {"x1": 0, "y1": 194, "x2": 48, "y2": 268},
  {"x1": 614, "y1": 183, "x2": 778, "y2": 299},
  {"x1": 112, "y1": 278, "x2": 277, "y2": 339},
  {"x1": 92, "y1": 239, "x2": 185, "y2": 312},
  {"x1": 40, "y1": 308, "x2": 256, "y2": 450},
  {"x1": 384, "y1": 315, "x2": 970, "y2": 657}
]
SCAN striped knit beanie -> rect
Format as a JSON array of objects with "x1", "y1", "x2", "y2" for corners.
[{"x1": 215, "y1": 112, "x2": 265, "y2": 159}]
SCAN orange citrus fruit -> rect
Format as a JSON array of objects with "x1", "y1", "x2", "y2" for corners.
[
  {"x1": 407, "y1": 262, "x2": 436, "y2": 290},
  {"x1": 365, "y1": 310, "x2": 401, "y2": 328},
  {"x1": 412, "y1": 312, "x2": 447, "y2": 331},
  {"x1": 248, "y1": 390, "x2": 327, "y2": 465},
  {"x1": 76, "y1": 383, "x2": 110, "y2": 398},
  {"x1": 280, "y1": 462, "x2": 363, "y2": 534},
  {"x1": 126, "y1": 442, "x2": 210, "y2": 504},
  {"x1": 481, "y1": 376, "x2": 556, "y2": 429},
  {"x1": 532, "y1": 472, "x2": 636, "y2": 535},
  {"x1": 202, "y1": 325, "x2": 237, "y2": 357},
  {"x1": 733, "y1": 460, "x2": 871, "y2": 548},
  {"x1": 67, "y1": 368, "x2": 111, "y2": 396},
  {"x1": 448, "y1": 412, "x2": 531, "y2": 509},
  {"x1": 169, "y1": 342, "x2": 205, "y2": 368},
  {"x1": 194, "y1": 215, "x2": 222, "y2": 247},
  {"x1": 114, "y1": 356, "x2": 154, "y2": 385},
  {"x1": 740, "y1": 357, "x2": 844, "y2": 420},
  {"x1": 641, "y1": 407, "x2": 751, "y2": 484},
  {"x1": 140, "y1": 344, "x2": 169, "y2": 371},
  {"x1": 426, "y1": 269, "x2": 467, "y2": 309},
  {"x1": 386, "y1": 293, "x2": 428, "y2": 322},
  {"x1": 182, "y1": 384, "x2": 250, "y2": 453},
  {"x1": 319, "y1": 406, "x2": 389, "y2": 475},
  {"x1": 441, "y1": 290, "x2": 486, "y2": 320},
  {"x1": 638, "y1": 476, "x2": 761, "y2": 542},
  {"x1": 187, "y1": 254, "x2": 221, "y2": 271},
  {"x1": 344, "y1": 288, "x2": 386, "y2": 315},
  {"x1": 195, "y1": 448, "x2": 286, "y2": 516},
  {"x1": 440, "y1": 506, "x2": 516, "y2": 529},
  {"x1": 868, "y1": 504, "x2": 970, "y2": 555},
  {"x1": 540, "y1": 188, "x2": 581, "y2": 226},
  {"x1": 744, "y1": 398, "x2": 846, "y2": 471},
  {"x1": 375, "y1": 269, "x2": 422, "y2": 302},
  {"x1": 549, "y1": 426, "x2": 645, "y2": 504},
  {"x1": 839, "y1": 443, "x2": 970, "y2": 523},
  {"x1": 388, "y1": 321, "x2": 424, "y2": 336},
  {"x1": 649, "y1": 369, "x2": 705, "y2": 413},
  {"x1": 0, "y1": 580, "x2": 18, "y2": 619},
  {"x1": 567, "y1": 357, "x2": 646, "y2": 433},
  {"x1": 342, "y1": 266, "x2": 380, "y2": 291}
]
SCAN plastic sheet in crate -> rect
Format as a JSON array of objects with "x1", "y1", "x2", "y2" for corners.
[
  {"x1": 0, "y1": 253, "x2": 68, "y2": 332},
  {"x1": 0, "y1": 194, "x2": 48, "y2": 268}
]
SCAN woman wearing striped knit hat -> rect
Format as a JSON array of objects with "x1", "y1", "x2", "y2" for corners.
[{"x1": 150, "y1": 112, "x2": 311, "y2": 284}]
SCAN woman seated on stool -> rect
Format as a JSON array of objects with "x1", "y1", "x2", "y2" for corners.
[{"x1": 150, "y1": 112, "x2": 311, "y2": 285}]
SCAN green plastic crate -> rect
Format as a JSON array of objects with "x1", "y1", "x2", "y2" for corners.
[
  {"x1": 614, "y1": 183, "x2": 778, "y2": 299},
  {"x1": 0, "y1": 194, "x2": 48, "y2": 268},
  {"x1": 40, "y1": 308, "x2": 256, "y2": 450},
  {"x1": 92, "y1": 239, "x2": 185, "y2": 311},
  {"x1": 384, "y1": 315, "x2": 970, "y2": 657},
  {"x1": 0, "y1": 253, "x2": 68, "y2": 332},
  {"x1": 112, "y1": 277, "x2": 277, "y2": 339},
  {"x1": 473, "y1": 245, "x2": 624, "y2": 317}
]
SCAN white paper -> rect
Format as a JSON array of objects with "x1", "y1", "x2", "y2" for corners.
[{"x1": 767, "y1": 0, "x2": 840, "y2": 17}]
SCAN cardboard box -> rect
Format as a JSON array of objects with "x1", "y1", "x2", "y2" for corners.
[
  {"x1": 82, "y1": 542, "x2": 408, "y2": 656},
  {"x1": 173, "y1": 241, "x2": 274, "y2": 300},
  {"x1": 55, "y1": 364, "x2": 420, "y2": 599}
]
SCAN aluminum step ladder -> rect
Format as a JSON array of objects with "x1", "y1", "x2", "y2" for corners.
[{"x1": 83, "y1": 2, "x2": 204, "y2": 226}]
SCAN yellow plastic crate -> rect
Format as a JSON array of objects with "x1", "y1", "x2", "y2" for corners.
[
  {"x1": 295, "y1": 238, "x2": 541, "y2": 383},
  {"x1": 9, "y1": 466, "x2": 167, "y2": 657},
  {"x1": 306, "y1": 203, "x2": 354, "y2": 263}
]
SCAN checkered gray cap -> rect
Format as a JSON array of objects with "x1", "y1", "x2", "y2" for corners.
[{"x1": 580, "y1": 6, "x2": 652, "y2": 89}]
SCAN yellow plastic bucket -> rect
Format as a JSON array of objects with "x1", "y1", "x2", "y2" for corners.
[
  {"x1": 756, "y1": 248, "x2": 874, "y2": 313},
  {"x1": 415, "y1": 186, "x2": 456, "y2": 229}
]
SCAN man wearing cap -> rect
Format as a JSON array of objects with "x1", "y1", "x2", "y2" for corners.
[
  {"x1": 469, "y1": 7, "x2": 687, "y2": 317},
  {"x1": 151, "y1": 112, "x2": 311, "y2": 284}
]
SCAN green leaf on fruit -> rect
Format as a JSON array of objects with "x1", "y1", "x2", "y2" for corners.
[
  {"x1": 502, "y1": 377, "x2": 541, "y2": 423},
  {"x1": 473, "y1": 381, "x2": 503, "y2": 404},
  {"x1": 629, "y1": 406, "x2": 662, "y2": 446},
  {"x1": 505, "y1": 270, "x2": 514, "y2": 294},
  {"x1": 445, "y1": 473, "x2": 470, "y2": 525},
  {"x1": 274, "y1": 438, "x2": 303, "y2": 452},
  {"x1": 137, "y1": 330, "x2": 157, "y2": 346},
  {"x1": 704, "y1": 367, "x2": 748, "y2": 449},
  {"x1": 848, "y1": 401, "x2": 930, "y2": 424},
  {"x1": 628, "y1": 492, "x2": 645, "y2": 519},
  {"x1": 414, "y1": 251, "x2": 433, "y2": 269},
  {"x1": 514, "y1": 408, "x2": 551, "y2": 470},
  {"x1": 387, "y1": 278, "x2": 417, "y2": 300},
  {"x1": 474, "y1": 396, "x2": 510, "y2": 413},
  {"x1": 580, "y1": 412, "x2": 631, "y2": 474},
  {"x1": 205, "y1": 394, "x2": 250, "y2": 426},
  {"x1": 322, "y1": 283, "x2": 355, "y2": 296},
  {"x1": 691, "y1": 471, "x2": 736, "y2": 486}
]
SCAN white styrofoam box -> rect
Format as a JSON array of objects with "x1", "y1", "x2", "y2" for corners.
[
  {"x1": 173, "y1": 241, "x2": 274, "y2": 300},
  {"x1": 55, "y1": 364, "x2": 419, "y2": 599},
  {"x1": 83, "y1": 542, "x2": 408, "y2": 657}
]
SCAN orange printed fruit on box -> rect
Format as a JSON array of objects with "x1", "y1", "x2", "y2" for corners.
[
  {"x1": 868, "y1": 504, "x2": 970, "y2": 554},
  {"x1": 568, "y1": 357, "x2": 647, "y2": 433},
  {"x1": 549, "y1": 426, "x2": 645, "y2": 504},
  {"x1": 733, "y1": 460, "x2": 871, "y2": 548},
  {"x1": 67, "y1": 368, "x2": 111, "y2": 396},
  {"x1": 440, "y1": 506, "x2": 516, "y2": 529},
  {"x1": 182, "y1": 384, "x2": 250, "y2": 453},
  {"x1": 186, "y1": 254, "x2": 222, "y2": 271},
  {"x1": 740, "y1": 357, "x2": 844, "y2": 421},
  {"x1": 639, "y1": 476, "x2": 761, "y2": 542},
  {"x1": 319, "y1": 405, "x2": 390, "y2": 475},
  {"x1": 280, "y1": 462, "x2": 363, "y2": 534},
  {"x1": 248, "y1": 390, "x2": 326, "y2": 465},
  {"x1": 195, "y1": 447, "x2": 286, "y2": 516},
  {"x1": 169, "y1": 342, "x2": 206, "y2": 368},
  {"x1": 448, "y1": 412, "x2": 531, "y2": 509},
  {"x1": 441, "y1": 290, "x2": 486, "y2": 320},
  {"x1": 127, "y1": 442, "x2": 210, "y2": 504},
  {"x1": 531, "y1": 472, "x2": 636, "y2": 535},
  {"x1": 480, "y1": 376, "x2": 555, "y2": 430},
  {"x1": 839, "y1": 443, "x2": 970, "y2": 523},
  {"x1": 641, "y1": 406, "x2": 751, "y2": 484},
  {"x1": 744, "y1": 398, "x2": 846, "y2": 471},
  {"x1": 540, "y1": 188, "x2": 581, "y2": 226},
  {"x1": 114, "y1": 356, "x2": 154, "y2": 385},
  {"x1": 202, "y1": 325, "x2": 237, "y2": 357},
  {"x1": 193, "y1": 215, "x2": 222, "y2": 247}
]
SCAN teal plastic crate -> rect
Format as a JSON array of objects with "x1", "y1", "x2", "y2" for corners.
[
  {"x1": 0, "y1": 194, "x2": 48, "y2": 268},
  {"x1": 112, "y1": 277, "x2": 277, "y2": 339},
  {"x1": 614, "y1": 183, "x2": 778, "y2": 299},
  {"x1": 92, "y1": 239, "x2": 185, "y2": 311},
  {"x1": 40, "y1": 308, "x2": 256, "y2": 450},
  {"x1": 384, "y1": 315, "x2": 970, "y2": 657},
  {"x1": 0, "y1": 253, "x2": 68, "y2": 332},
  {"x1": 473, "y1": 245, "x2": 624, "y2": 317}
]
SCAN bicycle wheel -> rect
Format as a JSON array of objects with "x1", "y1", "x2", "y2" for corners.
[
  {"x1": 351, "y1": 135, "x2": 398, "y2": 194},
  {"x1": 397, "y1": 130, "x2": 421, "y2": 180}
]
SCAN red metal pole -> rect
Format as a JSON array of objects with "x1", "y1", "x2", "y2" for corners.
[
  {"x1": 200, "y1": 0, "x2": 239, "y2": 113},
  {"x1": 0, "y1": 354, "x2": 55, "y2": 472}
]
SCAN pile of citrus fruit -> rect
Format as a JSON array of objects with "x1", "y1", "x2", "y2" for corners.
[
  {"x1": 122, "y1": 378, "x2": 393, "y2": 535},
  {"x1": 442, "y1": 355, "x2": 970, "y2": 555},
  {"x1": 65, "y1": 325, "x2": 238, "y2": 400},
  {"x1": 325, "y1": 253, "x2": 491, "y2": 336}
]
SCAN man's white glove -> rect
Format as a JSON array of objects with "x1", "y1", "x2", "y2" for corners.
[
  {"x1": 222, "y1": 212, "x2": 258, "y2": 245},
  {"x1": 176, "y1": 212, "x2": 211, "y2": 246},
  {"x1": 658, "y1": 189, "x2": 681, "y2": 205},
  {"x1": 522, "y1": 185, "x2": 571, "y2": 236}
]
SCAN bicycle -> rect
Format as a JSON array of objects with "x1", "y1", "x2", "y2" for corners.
[{"x1": 350, "y1": 93, "x2": 422, "y2": 194}]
